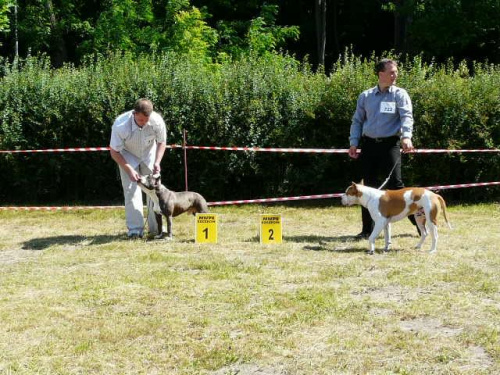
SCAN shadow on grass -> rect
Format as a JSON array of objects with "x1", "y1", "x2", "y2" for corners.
[
  {"x1": 22, "y1": 234, "x2": 125, "y2": 251},
  {"x1": 281, "y1": 234, "x2": 364, "y2": 253},
  {"x1": 288, "y1": 233, "x2": 420, "y2": 253}
]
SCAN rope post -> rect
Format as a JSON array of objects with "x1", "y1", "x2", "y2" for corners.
[{"x1": 183, "y1": 129, "x2": 188, "y2": 191}]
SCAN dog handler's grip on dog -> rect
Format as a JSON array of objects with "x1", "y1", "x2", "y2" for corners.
[
  {"x1": 347, "y1": 58, "x2": 418, "y2": 238},
  {"x1": 109, "y1": 98, "x2": 167, "y2": 238}
]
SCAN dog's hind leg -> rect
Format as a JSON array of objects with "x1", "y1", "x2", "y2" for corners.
[
  {"x1": 424, "y1": 205, "x2": 438, "y2": 253},
  {"x1": 428, "y1": 222, "x2": 438, "y2": 253},
  {"x1": 414, "y1": 214, "x2": 427, "y2": 250},
  {"x1": 415, "y1": 226, "x2": 427, "y2": 250}
]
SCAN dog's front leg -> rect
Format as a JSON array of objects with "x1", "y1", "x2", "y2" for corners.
[
  {"x1": 384, "y1": 223, "x2": 392, "y2": 253},
  {"x1": 368, "y1": 219, "x2": 386, "y2": 255},
  {"x1": 166, "y1": 215, "x2": 173, "y2": 239},
  {"x1": 154, "y1": 213, "x2": 164, "y2": 239}
]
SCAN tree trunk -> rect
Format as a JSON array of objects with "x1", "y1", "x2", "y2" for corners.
[
  {"x1": 393, "y1": 0, "x2": 408, "y2": 52},
  {"x1": 315, "y1": 0, "x2": 327, "y2": 66},
  {"x1": 45, "y1": 0, "x2": 67, "y2": 67}
]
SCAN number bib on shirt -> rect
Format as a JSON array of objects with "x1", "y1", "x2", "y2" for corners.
[{"x1": 380, "y1": 101, "x2": 396, "y2": 114}]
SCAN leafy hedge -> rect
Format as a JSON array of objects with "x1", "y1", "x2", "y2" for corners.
[{"x1": 0, "y1": 52, "x2": 498, "y2": 204}]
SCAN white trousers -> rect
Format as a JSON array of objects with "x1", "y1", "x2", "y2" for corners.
[{"x1": 118, "y1": 163, "x2": 158, "y2": 235}]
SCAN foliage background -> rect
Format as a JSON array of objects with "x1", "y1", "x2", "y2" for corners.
[
  {"x1": 1, "y1": 0, "x2": 499, "y2": 66},
  {"x1": 0, "y1": 52, "x2": 498, "y2": 204}
]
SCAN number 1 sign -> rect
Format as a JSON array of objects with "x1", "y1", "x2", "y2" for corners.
[
  {"x1": 260, "y1": 214, "x2": 282, "y2": 244},
  {"x1": 195, "y1": 213, "x2": 218, "y2": 243}
]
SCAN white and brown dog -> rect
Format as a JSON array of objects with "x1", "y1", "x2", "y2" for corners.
[
  {"x1": 341, "y1": 182, "x2": 451, "y2": 254},
  {"x1": 138, "y1": 174, "x2": 209, "y2": 239}
]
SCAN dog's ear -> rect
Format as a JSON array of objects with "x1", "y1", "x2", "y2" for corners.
[{"x1": 359, "y1": 179, "x2": 364, "y2": 185}]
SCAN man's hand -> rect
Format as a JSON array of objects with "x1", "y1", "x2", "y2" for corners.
[
  {"x1": 348, "y1": 146, "x2": 360, "y2": 159},
  {"x1": 153, "y1": 163, "x2": 161, "y2": 175},
  {"x1": 401, "y1": 138, "x2": 414, "y2": 153},
  {"x1": 126, "y1": 165, "x2": 140, "y2": 182},
  {"x1": 110, "y1": 148, "x2": 140, "y2": 181}
]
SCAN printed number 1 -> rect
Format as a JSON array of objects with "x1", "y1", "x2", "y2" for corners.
[
  {"x1": 268, "y1": 229, "x2": 274, "y2": 241},
  {"x1": 203, "y1": 228, "x2": 209, "y2": 239}
]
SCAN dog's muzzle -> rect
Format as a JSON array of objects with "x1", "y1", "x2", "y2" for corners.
[{"x1": 341, "y1": 194, "x2": 356, "y2": 206}]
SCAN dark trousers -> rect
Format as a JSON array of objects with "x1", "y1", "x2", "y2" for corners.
[{"x1": 359, "y1": 136, "x2": 416, "y2": 233}]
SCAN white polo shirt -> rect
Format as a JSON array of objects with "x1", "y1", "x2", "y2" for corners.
[{"x1": 110, "y1": 110, "x2": 167, "y2": 170}]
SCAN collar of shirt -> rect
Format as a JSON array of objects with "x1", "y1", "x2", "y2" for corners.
[
  {"x1": 131, "y1": 117, "x2": 149, "y2": 132},
  {"x1": 375, "y1": 85, "x2": 395, "y2": 95}
]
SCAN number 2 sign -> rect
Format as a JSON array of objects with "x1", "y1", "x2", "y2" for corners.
[{"x1": 260, "y1": 214, "x2": 282, "y2": 244}]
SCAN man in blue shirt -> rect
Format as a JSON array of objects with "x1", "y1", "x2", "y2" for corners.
[{"x1": 348, "y1": 58, "x2": 418, "y2": 238}]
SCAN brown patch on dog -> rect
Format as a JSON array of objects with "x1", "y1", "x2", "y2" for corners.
[
  {"x1": 379, "y1": 188, "x2": 430, "y2": 218},
  {"x1": 410, "y1": 188, "x2": 426, "y2": 202},
  {"x1": 346, "y1": 183, "x2": 362, "y2": 197},
  {"x1": 408, "y1": 202, "x2": 419, "y2": 215},
  {"x1": 379, "y1": 190, "x2": 406, "y2": 218}
]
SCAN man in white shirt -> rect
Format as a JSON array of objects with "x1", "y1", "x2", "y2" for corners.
[{"x1": 110, "y1": 99, "x2": 167, "y2": 238}]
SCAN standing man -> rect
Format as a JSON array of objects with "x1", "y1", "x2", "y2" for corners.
[
  {"x1": 348, "y1": 58, "x2": 418, "y2": 238},
  {"x1": 110, "y1": 98, "x2": 167, "y2": 238}
]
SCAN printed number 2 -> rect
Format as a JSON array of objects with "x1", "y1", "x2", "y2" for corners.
[
  {"x1": 203, "y1": 228, "x2": 209, "y2": 239},
  {"x1": 268, "y1": 229, "x2": 274, "y2": 241}
]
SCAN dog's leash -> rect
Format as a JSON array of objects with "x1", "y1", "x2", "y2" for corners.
[{"x1": 377, "y1": 154, "x2": 402, "y2": 190}]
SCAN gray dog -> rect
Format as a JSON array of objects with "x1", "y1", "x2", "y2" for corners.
[{"x1": 137, "y1": 174, "x2": 209, "y2": 239}]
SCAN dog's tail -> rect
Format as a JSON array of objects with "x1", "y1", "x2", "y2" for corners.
[{"x1": 437, "y1": 194, "x2": 452, "y2": 229}]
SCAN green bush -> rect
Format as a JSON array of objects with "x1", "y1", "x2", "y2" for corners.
[{"x1": 0, "y1": 52, "x2": 498, "y2": 204}]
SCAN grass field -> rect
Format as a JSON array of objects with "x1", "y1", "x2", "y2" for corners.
[{"x1": 0, "y1": 202, "x2": 499, "y2": 375}]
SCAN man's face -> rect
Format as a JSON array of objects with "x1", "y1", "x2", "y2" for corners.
[
  {"x1": 378, "y1": 62, "x2": 398, "y2": 88},
  {"x1": 133, "y1": 112, "x2": 150, "y2": 127}
]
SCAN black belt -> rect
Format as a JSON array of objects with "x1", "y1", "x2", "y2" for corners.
[{"x1": 362, "y1": 135, "x2": 399, "y2": 143}]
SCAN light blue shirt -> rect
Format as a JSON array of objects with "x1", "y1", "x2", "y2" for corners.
[{"x1": 349, "y1": 85, "x2": 413, "y2": 147}]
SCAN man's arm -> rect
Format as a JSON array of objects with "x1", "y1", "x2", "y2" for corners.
[
  {"x1": 348, "y1": 94, "x2": 366, "y2": 159},
  {"x1": 110, "y1": 148, "x2": 140, "y2": 181},
  {"x1": 153, "y1": 142, "x2": 167, "y2": 174},
  {"x1": 398, "y1": 90, "x2": 414, "y2": 153}
]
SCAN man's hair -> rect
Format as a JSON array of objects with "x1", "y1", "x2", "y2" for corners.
[
  {"x1": 133, "y1": 99, "x2": 154, "y2": 116},
  {"x1": 374, "y1": 59, "x2": 397, "y2": 75}
]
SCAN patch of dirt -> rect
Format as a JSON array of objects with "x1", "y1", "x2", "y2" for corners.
[
  {"x1": 352, "y1": 286, "x2": 426, "y2": 303},
  {"x1": 210, "y1": 364, "x2": 288, "y2": 375},
  {"x1": 399, "y1": 317, "x2": 463, "y2": 337},
  {"x1": 482, "y1": 297, "x2": 500, "y2": 311},
  {"x1": 0, "y1": 249, "x2": 40, "y2": 266},
  {"x1": 370, "y1": 307, "x2": 394, "y2": 316},
  {"x1": 457, "y1": 345, "x2": 494, "y2": 371}
]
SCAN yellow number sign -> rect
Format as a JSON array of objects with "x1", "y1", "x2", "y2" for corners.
[
  {"x1": 195, "y1": 213, "x2": 218, "y2": 243},
  {"x1": 260, "y1": 214, "x2": 282, "y2": 244}
]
